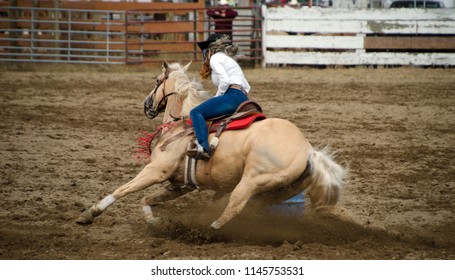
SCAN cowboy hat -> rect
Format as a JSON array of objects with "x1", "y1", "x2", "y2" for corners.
[{"x1": 197, "y1": 33, "x2": 223, "y2": 51}]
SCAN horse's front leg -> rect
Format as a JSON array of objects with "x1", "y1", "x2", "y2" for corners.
[
  {"x1": 141, "y1": 185, "x2": 192, "y2": 224},
  {"x1": 76, "y1": 162, "x2": 173, "y2": 225}
]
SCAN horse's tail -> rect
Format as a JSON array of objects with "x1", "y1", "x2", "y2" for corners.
[{"x1": 305, "y1": 147, "x2": 348, "y2": 207}]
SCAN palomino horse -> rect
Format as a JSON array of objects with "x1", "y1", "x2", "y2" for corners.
[{"x1": 76, "y1": 61, "x2": 347, "y2": 229}]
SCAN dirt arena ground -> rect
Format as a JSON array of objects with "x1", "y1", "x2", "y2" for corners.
[{"x1": 0, "y1": 63, "x2": 454, "y2": 260}]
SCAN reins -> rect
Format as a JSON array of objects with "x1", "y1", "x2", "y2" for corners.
[{"x1": 151, "y1": 71, "x2": 181, "y2": 121}]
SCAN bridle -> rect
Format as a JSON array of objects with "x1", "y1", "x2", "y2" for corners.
[{"x1": 144, "y1": 71, "x2": 179, "y2": 120}]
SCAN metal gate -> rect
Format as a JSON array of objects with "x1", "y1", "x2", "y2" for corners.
[
  {"x1": 0, "y1": 4, "x2": 262, "y2": 65},
  {"x1": 0, "y1": 6, "x2": 126, "y2": 64},
  {"x1": 125, "y1": 6, "x2": 262, "y2": 65}
]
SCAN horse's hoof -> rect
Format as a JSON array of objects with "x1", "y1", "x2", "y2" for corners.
[
  {"x1": 76, "y1": 209, "x2": 94, "y2": 225},
  {"x1": 146, "y1": 216, "x2": 161, "y2": 225},
  {"x1": 210, "y1": 220, "x2": 221, "y2": 230}
]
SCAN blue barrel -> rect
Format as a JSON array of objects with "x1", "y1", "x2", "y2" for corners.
[{"x1": 263, "y1": 192, "x2": 305, "y2": 217}]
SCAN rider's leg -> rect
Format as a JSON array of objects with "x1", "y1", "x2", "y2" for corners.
[{"x1": 189, "y1": 89, "x2": 247, "y2": 155}]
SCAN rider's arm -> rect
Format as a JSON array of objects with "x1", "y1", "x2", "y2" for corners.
[{"x1": 210, "y1": 53, "x2": 230, "y2": 97}]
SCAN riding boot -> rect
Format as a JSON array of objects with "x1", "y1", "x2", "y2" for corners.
[{"x1": 186, "y1": 139, "x2": 211, "y2": 161}]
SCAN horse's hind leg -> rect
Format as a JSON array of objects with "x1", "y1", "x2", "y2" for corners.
[
  {"x1": 210, "y1": 165, "x2": 311, "y2": 229},
  {"x1": 210, "y1": 179, "x2": 256, "y2": 229}
]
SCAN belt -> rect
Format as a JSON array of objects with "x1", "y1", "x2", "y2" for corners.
[{"x1": 229, "y1": 84, "x2": 248, "y2": 95}]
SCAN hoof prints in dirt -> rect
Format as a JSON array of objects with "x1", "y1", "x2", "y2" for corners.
[{"x1": 148, "y1": 219, "x2": 226, "y2": 245}]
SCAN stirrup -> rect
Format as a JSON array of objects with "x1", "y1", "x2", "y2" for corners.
[
  {"x1": 186, "y1": 140, "x2": 211, "y2": 161},
  {"x1": 186, "y1": 149, "x2": 211, "y2": 161}
]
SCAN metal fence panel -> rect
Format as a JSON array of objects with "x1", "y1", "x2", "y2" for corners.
[
  {"x1": 0, "y1": 6, "x2": 127, "y2": 64},
  {"x1": 0, "y1": 4, "x2": 262, "y2": 66}
]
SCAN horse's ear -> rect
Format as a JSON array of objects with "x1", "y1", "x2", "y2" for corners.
[
  {"x1": 162, "y1": 59, "x2": 169, "y2": 71},
  {"x1": 183, "y1": 60, "x2": 192, "y2": 72}
]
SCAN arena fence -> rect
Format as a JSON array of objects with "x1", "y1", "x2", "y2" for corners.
[
  {"x1": 2, "y1": 2, "x2": 455, "y2": 67},
  {"x1": 124, "y1": 6, "x2": 262, "y2": 65},
  {"x1": 0, "y1": 2, "x2": 262, "y2": 65},
  {"x1": 0, "y1": 6, "x2": 126, "y2": 64},
  {"x1": 262, "y1": 6, "x2": 455, "y2": 67}
]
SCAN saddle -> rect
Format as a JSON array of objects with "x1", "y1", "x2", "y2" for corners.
[
  {"x1": 133, "y1": 101, "x2": 266, "y2": 165},
  {"x1": 158, "y1": 100, "x2": 266, "y2": 154},
  {"x1": 183, "y1": 100, "x2": 266, "y2": 189},
  {"x1": 186, "y1": 100, "x2": 266, "y2": 138}
]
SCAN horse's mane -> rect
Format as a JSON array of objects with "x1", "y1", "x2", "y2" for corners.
[{"x1": 167, "y1": 63, "x2": 212, "y2": 118}]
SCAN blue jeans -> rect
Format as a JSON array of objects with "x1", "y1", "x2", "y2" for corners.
[{"x1": 189, "y1": 88, "x2": 248, "y2": 153}]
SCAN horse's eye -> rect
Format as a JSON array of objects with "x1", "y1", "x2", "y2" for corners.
[{"x1": 156, "y1": 79, "x2": 160, "y2": 84}]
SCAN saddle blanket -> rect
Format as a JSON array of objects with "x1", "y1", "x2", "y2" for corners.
[{"x1": 187, "y1": 113, "x2": 267, "y2": 133}]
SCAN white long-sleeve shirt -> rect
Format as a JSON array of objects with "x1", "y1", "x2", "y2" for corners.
[{"x1": 210, "y1": 52, "x2": 251, "y2": 97}]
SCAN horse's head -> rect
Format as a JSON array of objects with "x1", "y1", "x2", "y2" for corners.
[{"x1": 144, "y1": 60, "x2": 191, "y2": 119}]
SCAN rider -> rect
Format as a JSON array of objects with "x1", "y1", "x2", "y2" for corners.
[{"x1": 187, "y1": 33, "x2": 250, "y2": 161}]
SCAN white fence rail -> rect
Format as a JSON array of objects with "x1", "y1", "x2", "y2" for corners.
[{"x1": 262, "y1": 7, "x2": 455, "y2": 67}]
